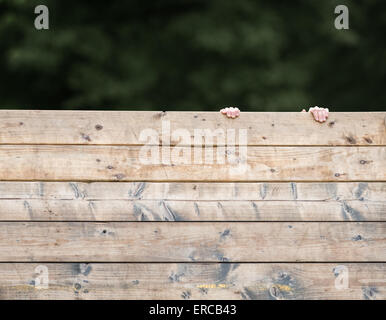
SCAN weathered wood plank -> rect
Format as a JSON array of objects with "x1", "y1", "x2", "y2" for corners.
[
  {"x1": 1, "y1": 182, "x2": 385, "y2": 201},
  {"x1": 0, "y1": 110, "x2": 385, "y2": 146},
  {"x1": 1, "y1": 199, "x2": 384, "y2": 221},
  {"x1": 2, "y1": 182, "x2": 383, "y2": 221},
  {"x1": 0, "y1": 263, "x2": 384, "y2": 300},
  {"x1": 0, "y1": 146, "x2": 385, "y2": 181},
  {"x1": 0, "y1": 222, "x2": 384, "y2": 262}
]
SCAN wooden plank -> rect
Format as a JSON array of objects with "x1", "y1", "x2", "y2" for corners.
[
  {"x1": 0, "y1": 110, "x2": 385, "y2": 146},
  {"x1": 0, "y1": 222, "x2": 384, "y2": 262},
  {"x1": 0, "y1": 146, "x2": 385, "y2": 181},
  {"x1": 1, "y1": 199, "x2": 384, "y2": 221},
  {"x1": 2, "y1": 182, "x2": 383, "y2": 221},
  {"x1": 0, "y1": 263, "x2": 384, "y2": 300},
  {"x1": 1, "y1": 182, "x2": 385, "y2": 201}
]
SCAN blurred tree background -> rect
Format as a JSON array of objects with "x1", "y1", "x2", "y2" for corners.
[{"x1": 0, "y1": 0, "x2": 385, "y2": 111}]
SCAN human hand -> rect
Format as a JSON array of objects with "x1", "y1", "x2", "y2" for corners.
[
  {"x1": 220, "y1": 107, "x2": 240, "y2": 118},
  {"x1": 302, "y1": 106, "x2": 329, "y2": 122}
]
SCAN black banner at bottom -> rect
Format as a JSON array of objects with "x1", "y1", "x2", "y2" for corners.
[{"x1": 0, "y1": 300, "x2": 384, "y2": 318}]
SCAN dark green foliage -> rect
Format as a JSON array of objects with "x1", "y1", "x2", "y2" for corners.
[{"x1": 0, "y1": 0, "x2": 385, "y2": 110}]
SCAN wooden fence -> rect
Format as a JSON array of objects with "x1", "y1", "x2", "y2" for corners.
[{"x1": 0, "y1": 110, "x2": 385, "y2": 299}]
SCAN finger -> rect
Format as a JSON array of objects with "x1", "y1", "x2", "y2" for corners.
[
  {"x1": 325, "y1": 108, "x2": 329, "y2": 118},
  {"x1": 310, "y1": 108, "x2": 316, "y2": 119},
  {"x1": 310, "y1": 106, "x2": 317, "y2": 112},
  {"x1": 317, "y1": 110, "x2": 324, "y2": 122},
  {"x1": 220, "y1": 108, "x2": 227, "y2": 114},
  {"x1": 320, "y1": 111, "x2": 326, "y2": 122},
  {"x1": 320, "y1": 109, "x2": 326, "y2": 122},
  {"x1": 318, "y1": 110, "x2": 324, "y2": 122},
  {"x1": 313, "y1": 110, "x2": 320, "y2": 121},
  {"x1": 323, "y1": 110, "x2": 328, "y2": 121}
]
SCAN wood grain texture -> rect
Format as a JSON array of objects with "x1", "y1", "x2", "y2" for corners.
[
  {"x1": 0, "y1": 222, "x2": 384, "y2": 262},
  {"x1": 0, "y1": 263, "x2": 384, "y2": 300},
  {"x1": 1, "y1": 182, "x2": 385, "y2": 201},
  {"x1": 1, "y1": 199, "x2": 384, "y2": 221},
  {"x1": 0, "y1": 145, "x2": 385, "y2": 181},
  {"x1": 0, "y1": 182, "x2": 384, "y2": 221},
  {"x1": 0, "y1": 110, "x2": 385, "y2": 146},
  {"x1": 0, "y1": 111, "x2": 385, "y2": 300}
]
